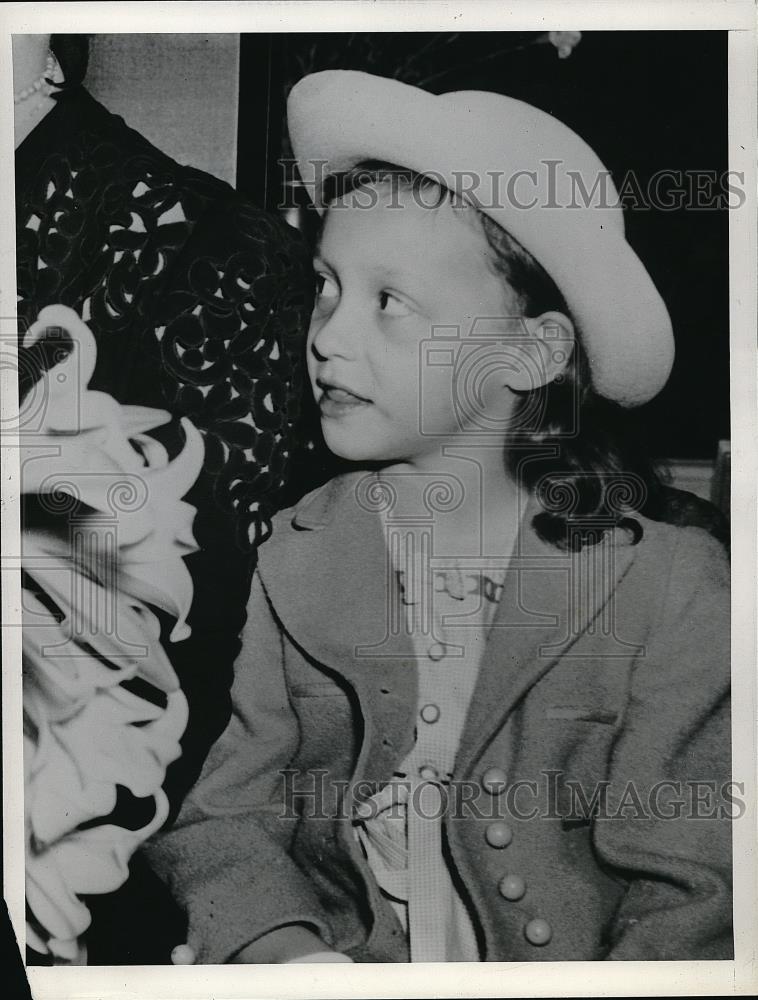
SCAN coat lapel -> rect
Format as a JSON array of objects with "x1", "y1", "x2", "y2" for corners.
[
  {"x1": 258, "y1": 471, "x2": 416, "y2": 670},
  {"x1": 455, "y1": 510, "x2": 639, "y2": 774},
  {"x1": 257, "y1": 471, "x2": 418, "y2": 766}
]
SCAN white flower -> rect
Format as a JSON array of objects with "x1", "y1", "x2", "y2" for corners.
[
  {"x1": 20, "y1": 305, "x2": 203, "y2": 961},
  {"x1": 548, "y1": 31, "x2": 582, "y2": 59},
  {"x1": 22, "y1": 305, "x2": 204, "y2": 640}
]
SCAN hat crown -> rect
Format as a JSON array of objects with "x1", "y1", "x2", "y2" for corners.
[{"x1": 437, "y1": 89, "x2": 624, "y2": 236}]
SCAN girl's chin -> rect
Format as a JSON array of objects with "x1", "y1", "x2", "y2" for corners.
[
  {"x1": 320, "y1": 420, "x2": 421, "y2": 466},
  {"x1": 327, "y1": 445, "x2": 393, "y2": 464},
  {"x1": 322, "y1": 432, "x2": 399, "y2": 465}
]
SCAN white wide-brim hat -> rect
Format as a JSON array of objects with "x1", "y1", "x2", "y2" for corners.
[{"x1": 287, "y1": 70, "x2": 675, "y2": 408}]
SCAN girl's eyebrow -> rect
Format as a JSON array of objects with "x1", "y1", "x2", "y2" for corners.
[
  {"x1": 311, "y1": 256, "x2": 332, "y2": 275},
  {"x1": 312, "y1": 249, "x2": 333, "y2": 270},
  {"x1": 312, "y1": 250, "x2": 426, "y2": 299},
  {"x1": 313, "y1": 243, "x2": 407, "y2": 281}
]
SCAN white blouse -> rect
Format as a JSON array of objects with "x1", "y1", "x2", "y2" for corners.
[{"x1": 354, "y1": 534, "x2": 507, "y2": 962}]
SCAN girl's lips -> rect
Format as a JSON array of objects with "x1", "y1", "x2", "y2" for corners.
[{"x1": 318, "y1": 382, "x2": 371, "y2": 417}]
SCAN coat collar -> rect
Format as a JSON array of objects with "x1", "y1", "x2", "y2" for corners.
[
  {"x1": 259, "y1": 470, "x2": 416, "y2": 674},
  {"x1": 259, "y1": 471, "x2": 639, "y2": 766}
]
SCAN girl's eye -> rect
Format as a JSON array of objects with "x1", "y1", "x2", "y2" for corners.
[
  {"x1": 378, "y1": 291, "x2": 411, "y2": 317},
  {"x1": 315, "y1": 273, "x2": 339, "y2": 300}
]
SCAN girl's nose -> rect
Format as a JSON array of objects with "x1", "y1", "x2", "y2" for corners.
[{"x1": 309, "y1": 303, "x2": 357, "y2": 361}]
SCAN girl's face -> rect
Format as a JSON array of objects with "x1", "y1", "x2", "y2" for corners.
[{"x1": 307, "y1": 184, "x2": 523, "y2": 467}]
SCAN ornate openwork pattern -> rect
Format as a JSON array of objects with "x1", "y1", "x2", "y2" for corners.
[
  {"x1": 16, "y1": 88, "x2": 316, "y2": 859},
  {"x1": 17, "y1": 87, "x2": 313, "y2": 552}
]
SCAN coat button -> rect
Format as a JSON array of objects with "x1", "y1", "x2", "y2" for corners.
[
  {"x1": 485, "y1": 822, "x2": 513, "y2": 848},
  {"x1": 420, "y1": 703, "x2": 441, "y2": 724},
  {"x1": 418, "y1": 763, "x2": 439, "y2": 781},
  {"x1": 482, "y1": 767, "x2": 507, "y2": 794},
  {"x1": 498, "y1": 874, "x2": 526, "y2": 900},
  {"x1": 524, "y1": 918, "x2": 552, "y2": 946},
  {"x1": 354, "y1": 799, "x2": 374, "y2": 820},
  {"x1": 171, "y1": 943, "x2": 196, "y2": 964}
]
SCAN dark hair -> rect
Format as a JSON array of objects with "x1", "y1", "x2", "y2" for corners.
[
  {"x1": 319, "y1": 161, "x2": 664, "y2": 549},
  {"x1": 50, "y1": 35, "x2": 89, "y2": 91}
]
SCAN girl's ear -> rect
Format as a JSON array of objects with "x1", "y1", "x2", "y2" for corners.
[{"x1": 503, "y1": 310, "x2": 575, "y2": 392}]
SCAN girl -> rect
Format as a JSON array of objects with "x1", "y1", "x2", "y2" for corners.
[{"x1": 146, "y1": 71, "x2": 732, "y2": 964}]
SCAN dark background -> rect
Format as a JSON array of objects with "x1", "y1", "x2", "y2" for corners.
[{"x1": 236, "y1": 30, "x2": 729, "y2": 463}]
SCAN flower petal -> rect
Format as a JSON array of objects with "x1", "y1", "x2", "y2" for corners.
[
  {"x1": 26, "y1": 847, "x2": 92, "y2": 943},
  {"x1": 118, "y1": 559, "x2": 195, "y2": 643}
]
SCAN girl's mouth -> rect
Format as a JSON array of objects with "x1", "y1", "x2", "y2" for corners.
[{"x1": 317, "y1": 380, "x2": 372, "y2": 417}]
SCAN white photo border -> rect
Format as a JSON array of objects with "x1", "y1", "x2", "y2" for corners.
[{"x1": 1, "y1": 2, "x2": 755, "y2": 997}]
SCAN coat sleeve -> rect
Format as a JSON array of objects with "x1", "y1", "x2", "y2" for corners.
[
  {"x1": 593, "y1": 527, "x2": 733, "y2": 960},
  {"x1": 142, "y1": 569, "x2": 337, "y2": 964}
]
